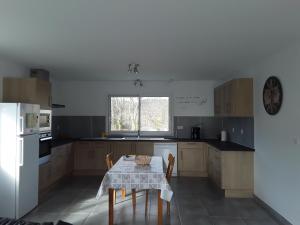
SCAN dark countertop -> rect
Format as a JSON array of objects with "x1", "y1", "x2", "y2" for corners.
[
  {"x1": 206, "y1": 140, "x2": 255, "y2": 152},
  {"x1": 51, "y1": 137, "x2": 254, "y2": 152}
]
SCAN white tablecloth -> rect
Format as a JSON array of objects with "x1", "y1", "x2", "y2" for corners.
[{"x1": 96, "y1": 156, "x2": 173, "y2": 201}]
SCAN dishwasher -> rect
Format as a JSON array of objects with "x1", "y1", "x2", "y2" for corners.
[{"x1": 154, "y1": 143, "x2": 177, "y2": 176}]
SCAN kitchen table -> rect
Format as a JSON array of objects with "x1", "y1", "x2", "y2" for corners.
[{"x1": 97, "y1": 156, "x2": 173, "y2": 225}]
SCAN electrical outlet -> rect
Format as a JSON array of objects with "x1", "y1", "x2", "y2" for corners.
[
  {"x1": 177, "y1": 125, "x2": 183, "y2": 130},
  {"x1": 240, "y1": 129, "x2": 244, "y2": 135},
  {"x1": 293, "y1": 137, "x2": 300, "y2": 145}
]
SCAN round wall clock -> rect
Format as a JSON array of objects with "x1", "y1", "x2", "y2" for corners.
[{"x1": 263, "y1": 76, "x2": 283, "y2": 115}]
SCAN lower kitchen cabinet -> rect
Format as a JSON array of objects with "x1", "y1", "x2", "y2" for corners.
[
  {"x1": 208, "y1": 145, "x2": 254, "y2": 198},
  {"x1": 50, "y1": 143, "x2": 73, "y2": 183},
  {"x1": 39, "y1": 143, "x2": 73, "y2": 197},
  {"x1": 110, "y1": 141, "x2": 136, "y2": 162},
  {"x1": 136, "y1": 142, "x2": 154, "y2": 156},
  {"x1": 178, "y1": 142, "x2": 208, "y2": 177},
  {"x1": 73, "y1": 141, "x2": 109, "y2": 175},
  {"x1": 39, "y1": 162, "x2": 52, "y2": 191}
]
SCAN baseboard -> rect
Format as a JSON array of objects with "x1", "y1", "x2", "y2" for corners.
[
  {"x1": 224, "y1": 189, "x2": 253, "y2": 198},
  {"x1": 254, "y1": 195, "x2": 293, "y2": 225},
  {"x1": 178, "y1": 171, "x2": 208, "y2": 177},
  {"x1": 73, "y1": 169, "x2": 106, "y2": 176}
]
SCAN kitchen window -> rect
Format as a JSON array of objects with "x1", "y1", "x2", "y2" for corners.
[{"x1": 108, "y1": 96, "x2": 171, "y2": 135}]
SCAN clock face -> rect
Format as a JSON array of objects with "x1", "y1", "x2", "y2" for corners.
[{"x1": 263, "y1": 76, "x2": 283, "y2": 115}]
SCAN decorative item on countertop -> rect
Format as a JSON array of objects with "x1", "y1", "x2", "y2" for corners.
[
  {"x1": 263, "y1": 76, "x2": 283, "y2": 115},
  {"x1": 123, "y1": 155, "x2": 135, "y2": 161},
  {"x1": 135, "y1": 155, "x2": 152, "y2": 165}
]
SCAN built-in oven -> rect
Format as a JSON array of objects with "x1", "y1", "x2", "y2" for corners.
[
  {"x1": 39, "y1": 132, "x2": 52, "y2": 165},
  {"x1": 39, "y1": 109, "x2": 52, "y2": 133}
]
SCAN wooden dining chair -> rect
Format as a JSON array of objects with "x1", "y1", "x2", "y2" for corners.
[
  {"x1": 144, "y1": 153, "x2": 175, "y2": 216},
  {"x1": 106, "y1": 153, "x2": 126, "y2": 203}
]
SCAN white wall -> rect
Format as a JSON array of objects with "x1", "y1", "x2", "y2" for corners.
[
  {"x1": 0, "y1": 58, "x2": 29, "y2": 101},
  {"x1": 242, "y1": 43, "x2": 300, "y2": 224},
  {"x1": 52, "y1": 80, "x2": 217, "y2": 117}
]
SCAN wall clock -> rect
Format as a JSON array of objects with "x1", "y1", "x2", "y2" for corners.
[{"x1": 263, "y1": 76, "x2": 283, "y2": 115}]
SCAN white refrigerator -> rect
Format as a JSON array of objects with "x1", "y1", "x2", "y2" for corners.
[{"x1": 0, "y1": 103, "x2": 40, "y2": 219}]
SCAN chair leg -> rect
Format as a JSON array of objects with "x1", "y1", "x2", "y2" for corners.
[
  {"x1": 167, "y1": 201, "x2": 171, "y2": 216},
  {"x1": 121, "y1": 188, "x2": 126, "y2": 200},
  {"x1": 145, "y1": 190, "x2": 149, "y2": 215},
  {"x1": 113, "y1": 190, "x2": 116, "y2": 205},
  {"x1": 132, "y1": 189, "x2": 136, "y2": 212}
]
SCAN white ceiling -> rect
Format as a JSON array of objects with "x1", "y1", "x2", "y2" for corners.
[{"x1": 0, "y1": 0, "x2": 300, "y2": 81}]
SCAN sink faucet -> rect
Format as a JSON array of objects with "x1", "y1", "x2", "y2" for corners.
[{"x1": 137, "y1": 130, "x2": 140, "y2": 138}]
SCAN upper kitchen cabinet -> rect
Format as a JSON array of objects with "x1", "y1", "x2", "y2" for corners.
[
  {"x1": 3, "y1": 78, "x2": 52, "y2": 109},
  {"x1": 214, "y1": 78, "x2": 253, "y2": 117}
]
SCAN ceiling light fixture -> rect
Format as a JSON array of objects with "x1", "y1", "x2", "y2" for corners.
[
  {"x1": 134, "y1": 79, "x2": 143, "y2": 87},
  {"x1": 128, "y1": 63, "x2": 140, "y2": 74}
]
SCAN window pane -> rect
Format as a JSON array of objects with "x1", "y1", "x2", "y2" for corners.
[
  {"x1": 110, "y1": 97, "x2": 139, "y2": 131},
  {"x1": 140, "y1": 97, "x2": 169, "y2": 131}
]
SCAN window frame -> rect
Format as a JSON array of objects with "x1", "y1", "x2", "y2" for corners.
[{"x1": 107, "y1": 95, "x2": 173, "y2": 137}]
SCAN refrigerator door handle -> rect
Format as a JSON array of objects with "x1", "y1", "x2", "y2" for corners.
[
  {"x1": 19, "y1": 116, "x2": 24, "y2": 134},
  {"x1": 19, "y1": 138, "x2": 24, "y2": 166}
]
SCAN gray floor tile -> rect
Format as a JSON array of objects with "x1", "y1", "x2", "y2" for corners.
[
  {"x1": 59, "y1": 213, "x2": 90, "y2": 225},
  {"x1": 181, "y1": 215, "x2": 213, "y2": 225},
  {"x1": 23, "y1": 176, "x2": 283, "y2": 225},
  {"x1": 243, "y1": 218, "x2": 280, "y2": 225},
  {"x1": 211, "y1": 217, "x2": 247, "y2": 225}
]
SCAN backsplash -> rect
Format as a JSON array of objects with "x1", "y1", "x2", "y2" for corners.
[
  {"x1": 52, "y1": 116, "x2": 106, "y2": 139},
  {"x1": 174, "y1": 116, "x2": 222, "y2": 139},
  {"x1": 174, "y1": 116, "x2": 254, "y2": 148},
  {"x1": 52, "y1": 116, "x2": 254, "y2": 148}
]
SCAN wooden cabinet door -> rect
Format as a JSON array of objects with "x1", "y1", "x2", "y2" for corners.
[
  {"x1": 93, "y1": 142, "x2": 109, "y2": 170},
  {"x1": 224, "y1": 82, "x2": 234, "y2": 116},
  {"x1": 214, "y1": 78, "x2": 253, "y2": 117},
  {"x1": 39, "y1": 162, "x2": 52, "y2": 191},
  {"x1": 110, "y1": 142, "x2": 136, "y2": 162},
  {"x1": 74, "y1": 142, "x2": 94, "y2": 170},
  {"x1": 64, "y1": 143, "x2": 73, "y2": 174},
  {"x1": 3, "y1": 78, "x2": 52, "y2": 109},
  {"x1": 214, "y1": 87, "x2": 221, "y2": 116},
  {"x1": 178, "y1": 142, "x2": 208, "y2": 176},
  {"x1": 208, "y1": 146, "x2": 221, "y2": 187},
  {"x1": 136, "y1": 142, "x2": 154, "y2": 156},
  {"x1": 36, "y1": 79, "x2": 51, "y2": 109}
]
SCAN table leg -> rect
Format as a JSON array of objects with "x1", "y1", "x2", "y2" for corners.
[
  {"x1": 157, "y1": 190, "x2": 163, "y2": 225},
  {"x1": 132, "y1": 189, "x2": 136, "y2": 213},
  {"x1": 109, "y1": 188, "x2": 114, "y2": 225}
]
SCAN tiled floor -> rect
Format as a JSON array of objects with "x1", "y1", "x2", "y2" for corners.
[{"x1": 24, "y1": 176, "x2": 281, "y2": 225}]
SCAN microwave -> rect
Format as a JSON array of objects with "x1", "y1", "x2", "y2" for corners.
[{"x1": 39, "y1": 109, "x2": 52, "y2": 133}]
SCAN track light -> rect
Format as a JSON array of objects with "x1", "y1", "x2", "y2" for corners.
[{"x1": 128, "y1": 63, "x2": 140, "y2": 74}]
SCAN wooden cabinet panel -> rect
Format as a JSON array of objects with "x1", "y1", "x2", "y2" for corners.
[
  {"x1": 73, "y1": 141, "x2": 109, "y2": 175},
  {"x1": 39, "y1": 162, "x2": 51, "y2": 191},
  {"x1": 214, "y1": 78, "x2": 253, "y2": 117},
  {"x1": 74, "y1": 142, "x2": 95, "y2": 170},
  {"x1": 50, "y1": 143, "x2": 73, "y2": 183},
  {"x1": 93, "y1": 142, "x2": 109, "y2": 170},
  {"x1": 136, "y1": 142, "x2": 154, "y2": 156},
  {"x1": 3, "y1": 78, "x2": 52, "y2": 109},
  {"x1": 36, "y1": 79, "x2": 51, "y2": 109},
  {"x1": 110, "y1": 142, "x2": 136, "y2": 162},
  {"x1": 208, "y1": 145, "x2": 254, "y2": 198},
  {"x1": 178, "y1": 142, "x2": 208, "y2": 177}
]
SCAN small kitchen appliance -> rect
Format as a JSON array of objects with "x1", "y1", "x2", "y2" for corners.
[
  {"x1": 221, "y1": 130, "x2": 227, "y2": 142},
  {"x1": 191, "y1": 127, "x2": 201, "y2": 140}
]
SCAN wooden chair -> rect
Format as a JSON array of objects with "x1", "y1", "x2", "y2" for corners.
[
  {"x1": 106, "y1": 153, "x2": 126, "y2": 203},
  {"x1": 144, "y1": 153, "x2": 175, "y2": 216}
]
